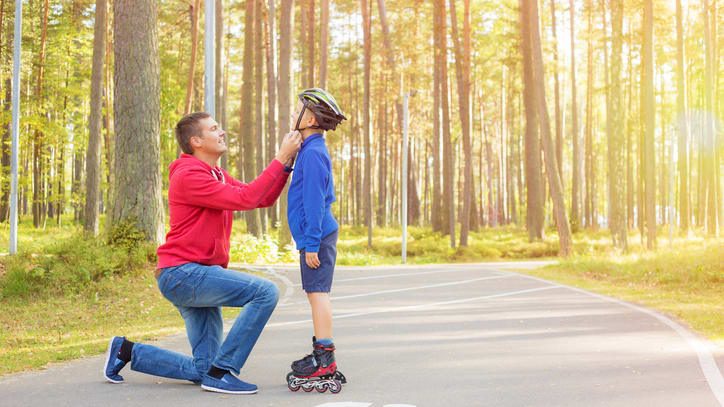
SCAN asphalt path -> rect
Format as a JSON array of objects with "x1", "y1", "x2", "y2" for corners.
[{"x1": 1, "y1": 261, "x2": 723, "y2": 407}]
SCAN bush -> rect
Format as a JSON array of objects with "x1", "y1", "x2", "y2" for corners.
[
  {"x1": 230, "y1": 234, "x2": 298, "y2": 264},
  {"x1": 0, "y1": 231, "x2": 156, "y2": 300}
]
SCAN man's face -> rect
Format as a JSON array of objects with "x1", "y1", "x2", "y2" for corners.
[{"x1": 192, "y1": 117, "x2": 227, "y2": 156}]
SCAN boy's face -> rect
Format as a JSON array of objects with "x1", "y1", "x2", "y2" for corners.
[
  {"x1": 291, "y1": 100, "x2": 317, "y2": 131},
  {"x1": 191, "y1": 117, "x2": 227, "y2": 157}
]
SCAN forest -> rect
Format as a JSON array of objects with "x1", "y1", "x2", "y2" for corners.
[{"x1": 0, "y1": 0, "x2": 721, "y2": 256}]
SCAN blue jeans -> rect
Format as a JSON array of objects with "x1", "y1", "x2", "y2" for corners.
[{"x1": 130, "y1": 263, "x2": 279, "y2": 382}]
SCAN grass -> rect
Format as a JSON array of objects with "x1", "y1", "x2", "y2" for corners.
[
  {"x1": 0, "y1": 217, "x2": 721, "y2": 376},
  {"x1": 520, "y1": 237, "x2": 724, "y2": 347}
]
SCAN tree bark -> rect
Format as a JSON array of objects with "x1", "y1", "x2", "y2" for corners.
[
  {"x1": 305, "y1": 0, "x2": 315, "y2": 87},
  {"x1": 255, "y1": 0, "x2": 267, "y2": 234},
  {"x1": 608, "y1": 0, "x2": 627, "y2": 249},
  {"x1": 361, "y1": 0, "x2": 373, "y2": 246},
  {"x1": 569, "y1": 0, "x2": 580, "y2": 232},
  {"x1": 703, "y1": 0, "x2": 719, "y2": 235},
  {"x1": 84, "y1": 0, "x2": 106, "y2": 235},
  {"x1": 438, "y1": 0, "x2": 455, "y2": 246},
  {"x1": 112, "y1": 0, "x2": 165, "y2": 242},
  {"x1": 319, "y1": 0, "x2": 329, "y2": 88},
  {"x1": 584, "y1": 0, "x2": 594, "y2": 229},
  {"x1": 183, "y1": 0, "x2": 201, "y2": 118},
  {"x1": 264, "y1": 0, "x2": 278, "y2": 226},
  {"x1": 278, "y1": 0, "x2": 294, "y2": 246},
  {"x1": 449, "y1": 0, "x2": 472, "y2": 246},
  {"x1": 519, "y1": 0, "x2": 544, "y2": 241},
  {"x1": 240, "y1": 0, "x2": 261, "y2": 236},
  {"x1": 33, "y1": 0, "x2": 50, "y2": 228},
  {"x1": 642, "y1": 0, "x2": 656, "y2": 248},
  {"x1": 675, "y1": 0, "x2": 689, "y2": 233},
  {"x1": 550, "y1": 0, "x2": 563, "y2": 185},
  {"x1": 525, "y1": 0, "x2": 573, "y2": 256}
]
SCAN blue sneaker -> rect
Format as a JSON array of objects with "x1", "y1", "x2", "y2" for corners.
[
  {"x1": 103, "y1": 336, "x2": 128, "y2": 383},
  {"x1": 201, "y1": 373, "x2": 258, "y2": 395}
]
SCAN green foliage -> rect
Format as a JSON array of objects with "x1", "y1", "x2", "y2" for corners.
[
  {"x1": 0, "y1": 232, "x2": 155, "y2": 300},
  {"x1": 229, "y1": 234, "x2": 297, "y2": 264}
]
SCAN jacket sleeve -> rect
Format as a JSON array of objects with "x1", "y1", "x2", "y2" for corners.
[
  {"x1": 301, "y1": 151, "x2": 329, "y2": 252},
  {"x1": 228, "y1": 166, "x2": 290, "y2": 208},
  {"x1": 172, "y1": 159, "x2": 286, "y2": 211}
]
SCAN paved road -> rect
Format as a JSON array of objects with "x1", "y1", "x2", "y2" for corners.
[{"x1": 2, "y1": 262, "x2": 723, "y2": 407}]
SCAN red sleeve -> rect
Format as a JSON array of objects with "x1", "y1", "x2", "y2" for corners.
[
  {"x1": 226, "y1": 164, "x2": 290, "y2": 208},
  {"x1": 170, "y1": 159, "x2": 286, "y2": 211}
]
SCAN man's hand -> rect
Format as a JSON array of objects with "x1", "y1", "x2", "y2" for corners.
[
  {"x1": 276, "y1": 131, "x2": 302, "y2": 164},
  {"x1": 305, "y1": 252, "x2": 320, "y2": 269}
]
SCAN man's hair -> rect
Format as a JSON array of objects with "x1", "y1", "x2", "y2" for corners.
[{"x1": 175, "y1": 112, "x2": 211, "y2": 154}]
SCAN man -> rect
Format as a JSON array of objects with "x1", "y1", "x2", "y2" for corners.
[{"x1": 103, "y1": 112, "x2": 301, "y2": 395}]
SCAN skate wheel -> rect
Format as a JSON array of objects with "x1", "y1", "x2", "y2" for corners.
[
  {"x1": 329, "y1": 380, "x2": 342, "y2": 394},
  {"x1": 302, "y1": 383, "x2": 315, "y2": 392},
  {"x1": 316, "y1": 383, "x2": 329, "y2": 393},
  {"x1": 288, "y1": 381, "x2": 301, "y2": 392}
]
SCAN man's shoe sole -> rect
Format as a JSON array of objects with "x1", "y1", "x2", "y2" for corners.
[
  {"x1": 201, "y1": 384, "x2": 258, "y2": 395},
  {"x1": 103, "y1": 337, "x2": 123, "y2": 384}
]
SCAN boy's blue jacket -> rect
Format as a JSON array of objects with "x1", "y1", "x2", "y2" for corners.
[{"x1": 287, "y1": 134, "x2": 338, "y2": 252}]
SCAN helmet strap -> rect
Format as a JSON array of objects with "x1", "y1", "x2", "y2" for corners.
[{"x1": 294, "y1": 104, "x2": 323, "y2": 131}]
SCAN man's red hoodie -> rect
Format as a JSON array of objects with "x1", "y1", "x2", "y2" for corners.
[{"x1": 156, "y1": 154, "x2": 290, "y2": 269}]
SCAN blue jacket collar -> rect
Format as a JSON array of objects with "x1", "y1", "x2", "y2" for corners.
[{"x1": 301, "y1": 133, "x2": 324, "y2": 149}]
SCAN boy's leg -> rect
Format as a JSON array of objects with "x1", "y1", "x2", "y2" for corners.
[
  {"x1": 307, "y1": 293, "x2": 333, "y2": 339},
  {"x1": 300, "y1": 230, "x2": 338, "y2": 340}
]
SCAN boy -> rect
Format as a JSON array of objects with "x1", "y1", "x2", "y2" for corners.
[{"x1": 286, "y1": 88, "x2": 347, "y2": 393}]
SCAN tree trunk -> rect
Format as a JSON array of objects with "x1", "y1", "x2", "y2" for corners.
[
  {"x1": 438, "y1": 0, "x2": 455, "y2": 246},
  {"x1": 584, "y1": 0, "x2": 594, "y2": 229},
  {"x1": 449, "y1": 0, "x2": 472, "y2": 246},
  {"x1": 305, "y1": 0, "x2": 315, "y2": 87},
  {"x1": 519, "y1": 0, "x2": 544, "y2": 241},
  {"x1": 550, "y1": 0, "x2": 562, "y2": 185},
  {"x1": 361, "y1": 0, "x2": 373, "y2": 246},
  {"x1": 84, "y1": 0, "x2": 106, "y2": 235},
  {"x1": 642, "y1": 0, "x2": 656, "y2": 249},
  {"x1": 525, "y1": 0, "x2": 573, "y2": 256},
  {"x1": 608, "y1": 0, "x2": 627, "y2": 249},
  {"x1": 675, "y1": 0, "x2": 689, "y2": 233},
  {"x1": 319, "y1": 0, "x2": 329, "y2": 88},
  {"x1": 626, "y1": 24, "x2": 634, "y2": 229},
  {"x1": 377, "y1": 98, "x2": 387, "y2": 226},
  {"x1": 278, "y1": 0, "x2": 294, "y2": 246},
  {"x1": 703, "y1": 0, "x2": 719, "y2": 235},
  {"x1": 183, "y1": 0, "x2": 200, "y2": 118},
  {"x1": 104, "y1": 17, "x2": 114, "y2": 210},
  {"x1": 240, "y1": 0, "x2": 261, "y2": 236},
  {"x1": 569, "y1": 0, "x2": 580, "y2": 232},
  {"x1": 33, "y1": 0, "x2": 50, "y2": 228},
  {"x1": 255, "y1": 0, "x2": 267, "y2": 235},
  {"x1": 264, "y1": 0, "x2": 278, "y2": 226},
  {"x1": 432, "y1": 2, "x2": 442, "y2": 232},
  {"x1": 112, "y1": 0, "x2": 164, "y2": 242}
]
